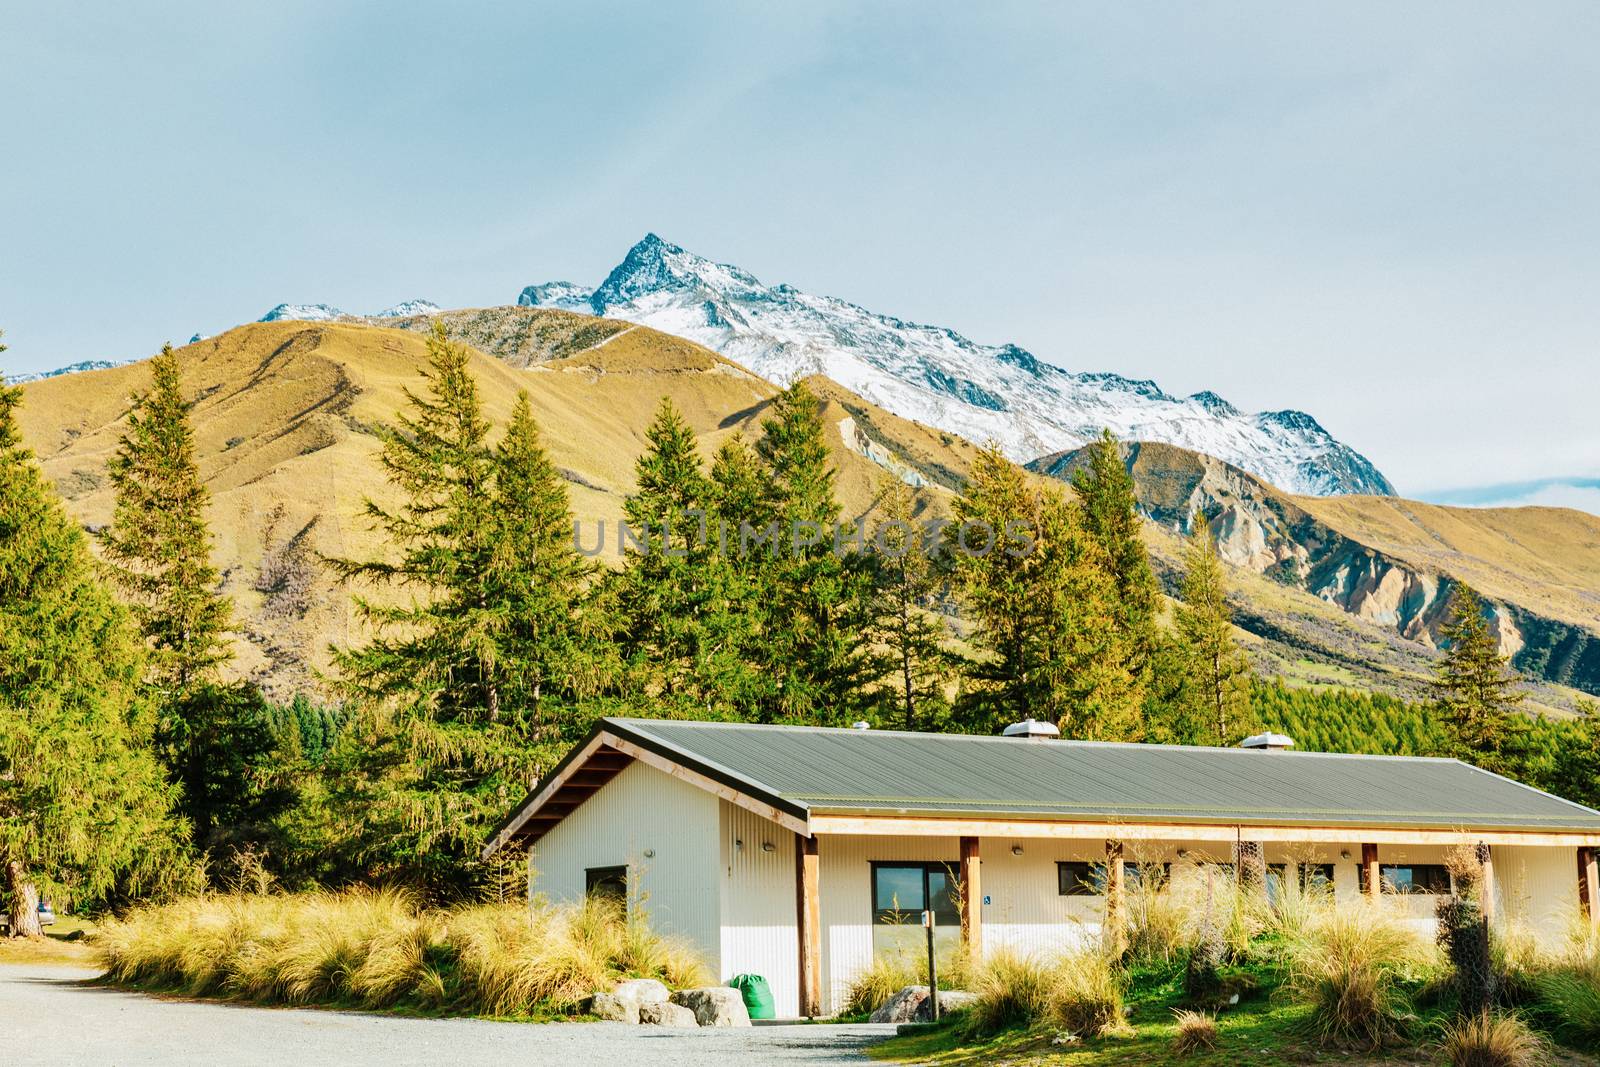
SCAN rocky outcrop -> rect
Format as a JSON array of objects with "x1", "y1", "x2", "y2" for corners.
[
  {"x1": 1031, "y1": 441, "x2": 1600, "y2": 697},
  {"x1": 590, "y1": 978, "x2": 671, "y2": 1023},
  {"x1": 639, "y1": 1000, "x2": 699, "y2": 1027},
  {"x1": 869, "y1": 986, "x2": 977, "y2": 1023}
]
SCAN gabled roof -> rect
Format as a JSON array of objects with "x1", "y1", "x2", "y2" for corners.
[{"x1": 485, "y1": 717, "x2": 1600, "y2": 856}]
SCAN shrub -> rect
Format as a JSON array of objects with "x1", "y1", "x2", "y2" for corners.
[
  {"x1": 1171, "y1": 1009, "x2": 1219, "y2": 1056},
  {"x1": 965, "y1": 948, "x2": 1057, "y2": 1034},
  {"x1": 1047, "y1": 951, "x2": 1128, "y2": 1039},
  {"x1": 1440, "y1": 1011, "x2": 1545, "y2": 1067},
  {"x1": 1284, "y1": 899, "x2": 1439, "y2": 1049},
  {"x1": 1125, "y1": 869, "x2": 1191, "y2": 966},
  {"x1": 98, "y1": 889, "x2": 708, "y2": 1016}
]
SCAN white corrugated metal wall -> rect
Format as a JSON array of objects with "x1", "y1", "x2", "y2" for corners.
[
  {"x1": 718, "y1": 800, "x2": 801, "y2": 1018},
  {"x1": 531, "y1": 761, "x2": 724, "y2": 977}
]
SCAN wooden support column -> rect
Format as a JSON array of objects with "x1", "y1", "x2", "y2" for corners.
[
  {"x1": 1105, "y1": 840, "x2": 1126, "y2": 956},
  {"x1": 1579, "y1": 847, "x2": 1599, "y2": 926},
  {"x1": 795, "y1": 835, "x2": 821, "y2": 1018},
  {"x1": 959, "y1": 836, "x2": 982, "y2": 965},
  {"x1": 1362, "y1": 842, "x2": 1381, "y2": 902},
  {"x1": 1477, "y1": 843, "x2": 1496, "y2": 925}
]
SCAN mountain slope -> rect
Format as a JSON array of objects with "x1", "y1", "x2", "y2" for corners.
[
  {"x1": 1031, "y1": 441, "x2": 1600, "y2": 698},
  {"x1": 518, "y1": 234, "x2": 1395, "y2": 498}
]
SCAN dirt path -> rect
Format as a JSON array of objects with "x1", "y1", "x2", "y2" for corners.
[{"x1": 0, "y1": 964, "x2": 888, "y2": 1066}]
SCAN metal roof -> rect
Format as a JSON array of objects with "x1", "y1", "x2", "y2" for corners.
[{"x1": 599, "y1": 717, "x2": 1600, "y2": 834}]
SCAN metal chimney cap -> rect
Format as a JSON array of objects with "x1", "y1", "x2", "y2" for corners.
[
  {"x1": 1002, "y1": 718, "x2": 1061, "y2": 740},
  {"x1": 1240, "y1": 731, "x2": 1295, "y2": 750},
  {"x1": 850, "y1": 721, "x2": 872, "y2": 731}
]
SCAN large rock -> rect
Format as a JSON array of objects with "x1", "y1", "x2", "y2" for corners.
[
  {"x1": 589, "y1": 979, "x2": 670, "y2": 1023},
  {"x1": 669, "y1": 986, "x2": 751, "y2": 1027},
  {"x1": 869, "y1": 986, "x2": 977, "y2": 1024},
  {"x1": 639, "y1": 1000, "x2": 699, "y2": 1027}
]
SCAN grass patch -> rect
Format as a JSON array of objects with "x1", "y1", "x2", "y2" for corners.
[
  {"x1": 0, "y1": 914, "x2": 100, "y2": 967},
  {"x1": 96, "y1": 888, "x2": 707, "y2": 1018}
]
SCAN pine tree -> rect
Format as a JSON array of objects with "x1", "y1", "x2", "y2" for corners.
[
  {"x1": 1433, "y1": 584, "x2": 1521, "y2": 765},
  {"x1": 1073, "y1": 430, "x2": 1161, "y2": 697},
  {"x1": 99, "y1": 345, "x2": 287, "y2": 860},
  {"x1": 100, "y1": 344, "x2": 233, "y2": 698},
  {"x1": 750, "y1": 382, "x2": 867, "y2": 724},
  {"x1": 328, "y1": 333, "x2": 598, "y2": 891},
  {"x1": 949, "y1": 448, "x2": 1135, "y2": 738},
  {"x1": 1170, "y1": 521, "x2": 1255, "y2": 746},
  {"x1": 863, "y1": 474, "x2": 950, "y2": 730},
  {"x1": 0, "y1": 363, "x2": 190, "y2": 936}
]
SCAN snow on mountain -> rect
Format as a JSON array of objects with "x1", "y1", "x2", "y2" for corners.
[
  {"x1": 10, "y1": 359, "x2": 127, "y2": 384},
  {"x1": 374, "y1": 299, "x2": 441, "y2": 318},
  {"x1": 517, "y1": 234, "x2": 1395, "y2": 497},
  {"x1": 259, "y1": 303, "x2": 346, "y2": 322}
]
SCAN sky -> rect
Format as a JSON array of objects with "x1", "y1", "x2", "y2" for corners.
[{"x1": 2, "y1": 2, "x2": 1595, "y2": 506}]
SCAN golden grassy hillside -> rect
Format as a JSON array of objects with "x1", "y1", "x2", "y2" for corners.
[{"x1": 1296, "y1": 495, "x2": 1600, "y2": 631}]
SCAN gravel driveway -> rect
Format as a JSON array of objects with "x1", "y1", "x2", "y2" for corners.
[{"x1": 2, "y1": 965, "x2": 890, "y2": 1066}]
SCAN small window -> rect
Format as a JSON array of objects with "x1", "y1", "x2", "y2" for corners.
[
  {"x1": 585, "y1": 865, "x2": 628, "y2": 901},
  {"x1": 1359, "y1": 863, "x2": 1452, "y2": 895},
  {"x1": 1267, "y1": 863, "x2": 1335, "y2": 891},
  {"x1": 873, "y1": 863, "x2": 959, "y2": 925},
  {"x1": 1058, "y1": 861, "x2": 1169, "y2": 896}
]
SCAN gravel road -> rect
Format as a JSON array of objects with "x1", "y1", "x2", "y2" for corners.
[{"x1": 2, "y1": 965, "x2": 890, "y2": 1066}]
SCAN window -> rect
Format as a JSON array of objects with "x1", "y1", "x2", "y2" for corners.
[
  {"x1": 1359, "y1": 863, "x2": 1451, "y2": 895},
  {"x1": 585, "y1": 865, "x2": 628, "y2": 901},
  {"x1": 872, "y1": 863, "x2": 959, "y2": 925},
  {"x1": 1267, "y1": 863, "x2": 1336, "y2": 891},
  {"x1": 1057, "y1": 861, "x2": 1169, "y2": 896}
]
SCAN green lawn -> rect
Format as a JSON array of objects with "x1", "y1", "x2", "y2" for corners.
[
  {"x1": 869, "y1": 963, "x2": 1600, "y2": 1067},
  {"x1": 0, "y1": 914, "x2": 101, "y2": 967}
]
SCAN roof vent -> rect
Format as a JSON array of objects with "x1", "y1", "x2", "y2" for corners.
[
  {"x1": 1002, "y1": 718, "x2": 1061, "y2": 741},
  {"x1": 1240, "y1": 731, "x2": 1295, "y2": 751},
  {"x1": 850, "y1": 721, "x2": 871, "y2": 731}
]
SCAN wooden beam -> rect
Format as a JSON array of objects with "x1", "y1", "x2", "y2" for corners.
[
  {"x1": 1478, "y1": 843, "x2": 1496, "y2": 924},
  {"x1": 1362, "y1": 842, "x2": 1381, "y2": 902},
  {"x1": 959, "y1": 836, "x2": 982, "y2": 966},
  {"x1": 795, "y1": 835, "x2": 821, "y2": 1018},
  {"x1": 806, "y1": 814, "x2": 1600, "y2": 848},
  {"x1": 1579, "y1": 847, "x2": 1599, "y2": 925},
  {"x1": 1104, "y1": 840, "x2": 1126, "y2": 957}
]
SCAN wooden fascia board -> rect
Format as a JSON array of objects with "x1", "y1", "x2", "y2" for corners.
[
  {"x1": 807, "y1": 814, "x2": 1600, "y2": 848},
  {"x1": 604, "y1": 734, "x2": 810, "y2": 838}
]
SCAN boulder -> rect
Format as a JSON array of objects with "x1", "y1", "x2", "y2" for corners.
[
  {"x1": 639, "y1": 1000, "x2": 699, "y2": 1027},
  {"x1": 613, "y1": 978, "x2": 671, "y2": 1008},
  {"x1": 669, "y1": 986, "x2": 752, "y2": 1027},
  {"x1": 869, "y1": 986, "x2": 929, "y2": 1024},
  {"x1": 590, "y1": 991, "x2": 637, "y2": 1023},
  {"x1": 869, "y1": 986, "x2": 977, "y2": 1024}
]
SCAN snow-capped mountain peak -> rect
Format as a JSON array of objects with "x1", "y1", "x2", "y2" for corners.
[
  {"x1": 374, "y1": 299, "x2": 441, "y2": 318},
  {"x1": 517, "y1": 235, "x2": 1395, "y2": 497},
  {"x1": 260, "y1": 303, "x2": 345, "y2": 323}
]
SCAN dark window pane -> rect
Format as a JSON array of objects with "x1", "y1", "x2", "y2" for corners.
[
  {"x1": 874, "y1": 865, "x2": 926, "y2": 918},
  {"x1": 1301, "y1": 864, "x2": 1335, "y2": 888},
  {"x1": 927, "y1": 868, "x2": 960, "y2": 926},
  {"x1": 1378, "y1": 864, "x2": 1451, "y2": 895},
  {"x1": 1126, "y1": 862, "x2": 1170, "y2": 889},
  {"x1": 1058, "y1": 861, "x2": 1096, "y2": 896},
  {"x1": 585, "y1": 865, "x2": 628, "y2": 901}
]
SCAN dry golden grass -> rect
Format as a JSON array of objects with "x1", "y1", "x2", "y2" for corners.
[
  {"x1": 1170, "y1": 1009, "x2": 1219, "y2": 1055},
  {"x1": 96, "y1": 888, "x2": 707, "y2": 1016},
  {"x1": 1440, "y1": 1011, "x2": 1547, "y2": 1067}
]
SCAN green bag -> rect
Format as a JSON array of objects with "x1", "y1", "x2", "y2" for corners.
[{"x1": 728, "y1": 973, "x2": 776, "y2": 1020}]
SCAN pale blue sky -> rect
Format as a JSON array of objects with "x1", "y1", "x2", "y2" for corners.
[{"x1": 2, "y1": 2, "x2": 1595, "y2": 502}]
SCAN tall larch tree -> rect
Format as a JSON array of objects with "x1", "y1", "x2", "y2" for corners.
[
  {"x1": 1433, "y1": 584, "x2": 1522, "y2": 767},
  {"x1": 751, "y1": 381, "x2": 867, "y2": 724},
  {"x1": 949, "y1": 448, "x2": 1135, "y2": 738},
  {"x1": 0, "y1": 360, "x2": 190, "y2": 936},
  {"x1": 328, "y1": 330, "x2": 596, "y2": 891},
  {"x1": 1170, "y1": 521, "x2": 1255, "y2": 746},
  {"x1": 99, "y1": 345, "x2": 283, "y2": 857},
  {"x1": 864, "y1": 474, "x2": 949, "y2": 731},
  {"x1": 1073, "y1": 430, "x2": 1161, "y2": 699}
]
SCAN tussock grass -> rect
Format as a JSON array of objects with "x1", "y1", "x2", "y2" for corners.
[
  {"x1": 962, "y1": 947, "x2": 1126, "y2": 1039},
  {"x1": 98, "y1": 889, "x2": 707, "y2": 1016},
  {"x1": 1441, "y1": 1011, "x2": 1546, "y2": 1067},
  {"x1": 1170, "y1": 1009, "x2": 1219, "y2": 1055},
  {"x1": 1283, "y1": 899, "x2": 1440, "y2": 1050}
]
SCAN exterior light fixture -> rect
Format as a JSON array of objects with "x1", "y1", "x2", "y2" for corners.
[
  {"x1": 1011, "y1": 845, "x2": 1023, "y2": 856},
  {"x1": 1176, "y1": 848, "x2": 1189, "y2": 859},
  {"x1": 761, "y1": 842, "x2": 776, "y2": 853},
  {"x1": 1340, "y1": 850, "x2": 1352, "y2": 861},
  {"x1": 643, "y1": 849, "x2": 655, "y2": 859}
]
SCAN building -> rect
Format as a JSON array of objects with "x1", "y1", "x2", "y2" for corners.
[{"x1": 483, "y1": 717, "x2": 1600, "y2": 1019}]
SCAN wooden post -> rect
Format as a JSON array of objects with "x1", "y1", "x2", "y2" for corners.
[
  {"x1": 959, "y1": 836, "x2": 982, "y2": 966},
  {"x1": 1362, "y1": 842, "x2": 1380, "y2": 902},
  {"x1": 1105, "y1": 840, "x2": 1126, "y2": 956},
  {"x1": 795, "y1": 835, "x2": 821, "y2": 1018},
  {"x1": 1477, "y1": 843, "x2": 1496, "y2": 925},
  {"x1": 1580, "y1": 847, "x2": 1599, "y2": 926}
]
